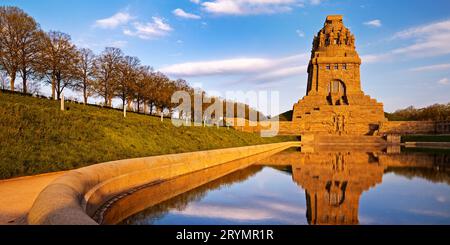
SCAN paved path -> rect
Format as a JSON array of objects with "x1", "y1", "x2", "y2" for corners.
[{"x1": 0, "y1": 172, "x2": 65, "y2": 225}]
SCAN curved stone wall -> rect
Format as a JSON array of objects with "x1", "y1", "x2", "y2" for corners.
[{"x1": 27, "y1": 141, "x2": 300, "y2": 225}]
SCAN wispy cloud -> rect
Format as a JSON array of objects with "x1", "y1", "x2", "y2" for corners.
[
  {"x1": 362, "y1": 19, "x2": 450, "y2": 63},
  {"x1": 438, "y1": 78, "x2": 450, "y2": 85},
  {"x1": 364, "y1": 19, "x2": 382, "y2": 28},
  {"x1": 201, "y1": 0, "x2": 304, "y2": 15},
  {"x1": 173, "y1": 8, "x2": 201, "y2": 19},
  {"x1": 172, "y1": 200, "x2": 306, "y2": 223},
  {"x1": 248, "y1": 65, "x2": 307, "y2": 83},
  {"x1": 309, "y1": 0, "x2": 324, "y2": 5},
  {"x1": 296, "y1": 29, "x2": 305, "y2": 37},
  {"x1": 74, "y1": 38, "x2": 128, "y2": 50},
  {"x1": 410, "y1": 63, "x2": 450, "y2": 72},
  {"x1": 159, "y1": 53, "x2": 307, "y2": 76},
  {"x1": 159, "y1": 53, "x2": 308, "y2": 84},
  {"x1": 124, "y1": 17, "x2": 173, "y2": 39},
  {"x1": 408, "y1": 208, "x2": 450, "y2": 218},
  {"x1": 94, "y1": 11, "x2": 133, "y2": 29},
  {"x1": 360, "y1": 53, "x2": 392, "y2": 64},
  {"x1": 392, "y1": 19, "x2": 450, "y2": 57}
]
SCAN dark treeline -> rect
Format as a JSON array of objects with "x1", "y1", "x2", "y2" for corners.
[
  {"x1": 0, "y1": 6, "x2": 261, "y2": 121},
  {"x1": 386, "y1": 103, "x2": 450, "y2": 122}
]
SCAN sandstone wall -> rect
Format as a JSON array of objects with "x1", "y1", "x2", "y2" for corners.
[{"x1": 228, "y1": 118, "x2": 450, "y2": 136}]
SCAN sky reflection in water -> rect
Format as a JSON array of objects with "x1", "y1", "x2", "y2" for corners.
[{"x1": 121, "y1": 149, "x2": 450, "y2": 225}]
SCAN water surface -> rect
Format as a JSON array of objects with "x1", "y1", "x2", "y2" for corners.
[{"x1": 119, "y1": 147, "x2": 450, "y2": 225}]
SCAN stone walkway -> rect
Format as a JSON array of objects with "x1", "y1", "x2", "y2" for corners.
[{"x1": 0, "y1": 172, "x2": 65, "y2": 225}]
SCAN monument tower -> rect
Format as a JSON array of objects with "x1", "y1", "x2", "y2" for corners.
[{"x1": 292, "y1": 15, "x2": 386, "y2": 135}]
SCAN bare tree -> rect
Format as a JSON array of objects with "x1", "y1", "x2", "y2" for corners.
[
  {"x1": 73, "y1": 48, "x2": 96, "y2": 104},
  {"x1": 0, "y1": 7, "x2": 42, "y2": 93},
  {"x1": 0, "y1": 69, "x2": 9, "y2": 90},
  {"x1": 116, "y1": 56, "x2": 140, "y2": 109},
  {"x1": 35, "y1": 31, "x2": 78, "y2": 99},
  {"x1": 94, "y1": 47, "x2": 123, "y2": 107},
  {"x1": 143, "y1": 71, "x2": 167, "y2": 114}
]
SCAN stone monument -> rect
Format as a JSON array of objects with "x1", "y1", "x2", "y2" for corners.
[{"x1": 292, "y1": 15, "x2": 386, "y2": 135}]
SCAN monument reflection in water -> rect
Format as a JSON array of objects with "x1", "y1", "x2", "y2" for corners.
[{"x1": 113, "y1": 146, "x2": 450, "y2": 225}]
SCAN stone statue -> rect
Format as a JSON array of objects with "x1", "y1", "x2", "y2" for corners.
[
  {"x1": 334, "y1": 114, "x2": 346, "y2": 135},
  {"x1": 339, "y1": 32, "x2": 345, "y2": 46},
  {"x1": 313, "y1": 36, "x2": 319, "y2": 49},
  {"x1": 346, "y1": 31, "x2": 351, "y2": 45},
  {"x1": 340, "y1": 115, "x2": 345, "y2": 134},
  {"x1": 329, "y1": 31, "x2": 335, "y2": 46},
  {"x1": 350, "y1": 34, "x2": 355, "y2": 47},
  {"x1": 319, "y1": 32, "x2": 325, "y2": 47}
]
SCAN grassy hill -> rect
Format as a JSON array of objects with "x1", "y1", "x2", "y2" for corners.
[{"x1": 0, "y1": 92, "x2": 296, "y2": 179}]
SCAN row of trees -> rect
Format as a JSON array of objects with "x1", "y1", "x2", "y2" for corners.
[
  {"x1": 386, "y1": 103, "x2": 450, "y2": 121},
  {"x1": 0, "y1": 6, "x2": 192, "y2": 115},
  {"x1": 0, "y1": 6, "x2": 263, "y2": 120}
]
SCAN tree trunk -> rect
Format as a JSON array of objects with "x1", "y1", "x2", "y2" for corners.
[
  {"x1": 127, "y1": 99, "x2": 132, "y2": 111},
  {"x1": 22, "y1": 68, "x2": 27, "y2": 94},
  {"x1": 137, "y1": 96, "x2": 140, "y2": 113},
  {"x1": 149, "y1": 101, "x2": 154, "y2": 115},
  {"x1": 56, "y1": 78, "x2": 61, "y2": 100},
  {"x1": 10, "y1": 73, "x2": 16, "y2": 92},
  {"x1": 51, "y1": 76, "x2": 56, "y2": 100},
  {"x1": 143, "y1": 101, "x2": 148, "y2": 115},
  {"x1": 83, "y1": 83, "x2": 88, "y2": 104}
]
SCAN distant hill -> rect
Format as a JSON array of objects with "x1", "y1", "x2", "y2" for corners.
[
  {"x1": 0, "y1": 92, "x2": 295, "y2": 179},
  {"x1": 385, "y1": 104, "x2": 450, "y2": 121},
  {"x1": 277, "y1": 103, "x2": 450, "y2": 122},
  {"x1": 273, "y1": 110, "x2": 293, "y2": 121}
]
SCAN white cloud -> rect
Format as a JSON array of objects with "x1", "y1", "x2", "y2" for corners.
[
  {"x1": 364, "y1": 19, "x2": 382, "y2": 28},
  {"x1": 73, "y1": 38, "x2": 127, "y2": 50},
  {"x1": 173, "y1": 8, "x2": 201, "y2": 19},
  {"x1": 309, "y1": 0, "x2": 324, "y2": 5},
  {"x1": 160, "y1": 53, "x2": 307, "y2": 76},
  {"x1": 173, "y1": 200, "x2": 306, "y2": 223},
  {"x1": 393, "y1": 19, "x2": 450, "y2": 39},
  {"x1": 360, "y1": 53, "x2": 392, "y2": 64},
  {"x1": 201, "y1": 0, "x2": 301, "y2": 15},
  {"x1": 94, "y1": 11, "x2": 133, "y2": 29},
  {"x1": 438, "y1": 78, "x2": 450, "y2": 85},
  {"x1": 124, "y1": 17, "x2": 173, "y2": 39},
  {"x1": 247, "y1": 65, "x2": 307, "y2": 83},
  {"x1": 410, "y1": 63, "x2": 450, "y2": 72},
  {"x1": 108, "y1": 40, "x2": 128, "y2": 48},
  {"x1": 392, "y1": 19, "x2": 450, "y2": 57},
  {"x1": 190, "y1": 0, "x2": 201, "y2": 4},
  {"x1": 159, "y1": 53, "x2": 308, "y2": 84},
  {"x1": 160, "y1": 58, "x2": 278, "y2": 76},
  {"x1": 296, "y1": 29, "x2": 305, "y2": 37},
  {"x1": 362, "y1": 19, "x2": 450, "y2": 63}
]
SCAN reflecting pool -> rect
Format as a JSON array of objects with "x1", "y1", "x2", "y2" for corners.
[{"x1": 112, "y1": 146, "x2": 450, "y2": 225}]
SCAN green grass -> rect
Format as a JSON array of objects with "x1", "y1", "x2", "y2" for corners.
[
  {"x1": 0, "y1": 92, "x2": 297, "y2": 179},
  {"x1": 402, "y1": 135, "x2": 450, "y2": 143}
]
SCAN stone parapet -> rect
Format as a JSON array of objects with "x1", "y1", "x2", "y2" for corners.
[{"x1": 27, "y1": 141, "x2": 301, "y2": 225}]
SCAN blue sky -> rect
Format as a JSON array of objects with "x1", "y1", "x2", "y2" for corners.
[{"x1": 3, "y1": 0, "x2": 450, "y2": 113}]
